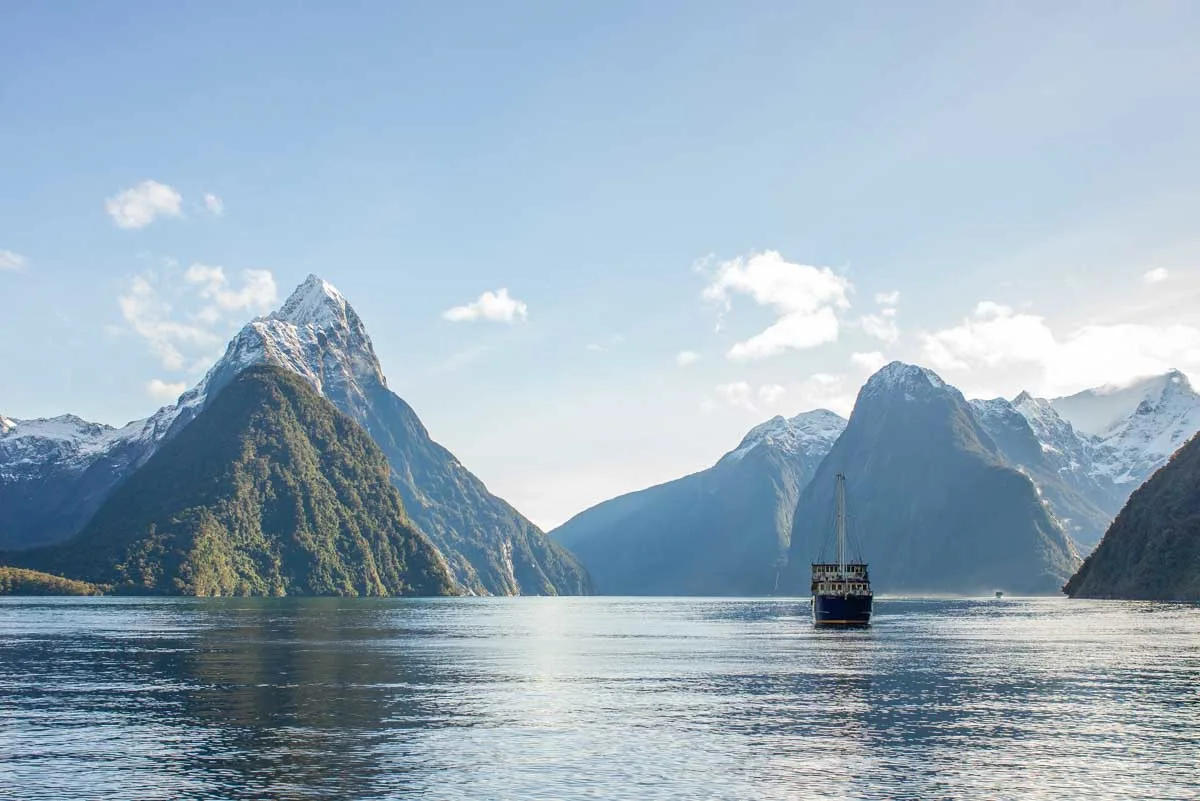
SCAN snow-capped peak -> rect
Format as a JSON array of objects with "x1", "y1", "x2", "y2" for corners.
[
  {"x1": 0, "y1": 415, "x2": 15, "y2": 434},
  {"x1": 865, "y1": 361, "x2": 947, "y2": 392},
  {"x1": 724, "y1": 409, "x2": 847, "y2": 462},
  {"x1": 272, "y1": 274, "x2": 351, "y2": 329},
  {"x1": 1050, "y1": 369, "x2": 1194, "y2": 437},
  {"x1": 186, "y1": 275, "x2": 388, "y2": 422}
]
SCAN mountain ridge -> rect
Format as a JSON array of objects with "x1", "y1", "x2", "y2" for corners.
[
  {"x1": 786, "y1": 362, "x2": 1081, "y2": 595},
  {"x1": 552, "y1": 409, "x2": 846, "y2": 594}
]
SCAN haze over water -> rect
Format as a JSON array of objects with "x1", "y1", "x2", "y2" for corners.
[{"x1": 1, "y1": 597, "x2": 1197, "y2": 800}]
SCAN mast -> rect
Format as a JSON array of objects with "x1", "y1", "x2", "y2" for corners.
[{"x1": 836, "y1": 472, "x2": 846, "y2": 576}]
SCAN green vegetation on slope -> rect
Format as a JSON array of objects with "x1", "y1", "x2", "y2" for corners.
[
  {"x1": 1065, "y1": 434, "x2": 1200, "y2": 600},
  {"x1": 20, "y1": 365, "x2": 456, "y2": 597},
  {"x1": 0, "y1": 566, "x2": 105, "y2": 595}
]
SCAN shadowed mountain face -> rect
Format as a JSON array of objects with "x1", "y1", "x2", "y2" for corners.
[
  {"x1": 787, "y1": 363, "x2": 1080, "y2": 595},
  {"x1": 552, "y1": 410, "x2": 846, "y2": 595},
  {"x1": 1065, "y1": 434, "x2": 1200, "y2": 601},
  {"x1": 971, "y1": 395, "x2": 1118, "y2": 548},
  {"x1": 11, "y1": 365, "x2": 456, "y2": 597}
]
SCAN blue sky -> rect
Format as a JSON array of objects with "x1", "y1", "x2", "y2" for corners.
[{"x1": 3, "y1": 2, "x2": 1200, "y2": 527}]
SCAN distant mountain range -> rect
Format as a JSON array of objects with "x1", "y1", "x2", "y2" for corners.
[
  {"x1": 4, "y1": 273, "x2": 1197, "y2": 598},
  {"x1": 0, "y1": 276, "x2": 590, "y2": 596},
  {"x1": 554, "y1": 362, "x2": 1200, "y2": 595},
  {"x1": 972, "y1": 370, "x2": 1200, "y2": 547},
  {"x1": 553, "y1": 410, "x2": 846, "y2": 595}
]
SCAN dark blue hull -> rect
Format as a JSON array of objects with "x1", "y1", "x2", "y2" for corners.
[{"x1": 812, "y1": 594, "x2": 872, "y2": 625}]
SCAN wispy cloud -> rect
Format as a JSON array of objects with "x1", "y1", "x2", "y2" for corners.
[
  {"x1": 442, "y1": 288, "x2": 529, "y2": 323},
  {"x1": 1142, "y1": 267, "x2": 1169, "y2": 284},
  {"x1": 118, "y1": 264, "x2": 279, "y2": 372},
  {"x1": 0, "y1": 250, "x2": 27, "y2": 271},
  {"x1": 106, "y1": 180, "x2": 183, "y2": 229},
  {"x1": 851, "y1": 351, "x2": 887, "y2": 372},
  {"x1": 204, "y1": 193, "x2": 225, "y2": 217},
  {"x1": 184, "y1": 263, "x2": 277, "y2": 315},
  {"x1": 715, "y1": 381, "x2": 757, "y2": 412},
  {"x1": 146, "y1": 378, "x2": 187, "y2": 401},
  {"x1": 922, "y1": 300, "x2": 1200, "y2": 395},
  {"x1": 758, "y1": 384, "x2": 786, "y2": 405},
  {"x1": 859, "y1": 290, "x2": 901, "y2": 344},
  {"x1": 675, "y1": 350, "x2": 701, "y2": 367},
  {"x1": 702, "y1": 250, "x2": 851, "y2": 361}
]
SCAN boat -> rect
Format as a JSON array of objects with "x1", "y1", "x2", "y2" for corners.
[
  {"x1": 811, "y1": 473, "x2": 873, "y2": 626},
  {"x1": 995, "y1": 591, "x2": 1004, "y2": 599}
]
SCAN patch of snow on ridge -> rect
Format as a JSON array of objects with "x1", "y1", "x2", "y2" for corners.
[
  {"x1": 864, "y1": 361, "x2": 947, "y2": 393},
  {"x1": 1087, "y1": 371, "x2": 1200, "y2": 484},
  {"x1": 1050, "y1": 370, "x2": 1192, "y2": 437},
  {"x1": 724, "y1": 409, "x2": 847, "y2": 462}
]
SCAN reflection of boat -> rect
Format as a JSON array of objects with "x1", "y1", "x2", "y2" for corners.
[
  {"x1": 811, "y1": 473, "x2": 872, "y2": 626},
  {"x1": 995, "y1": 591, "x2": 1004, "y2": 599}
]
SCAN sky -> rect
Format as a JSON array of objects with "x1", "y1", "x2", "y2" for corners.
[{"x1": 3, "y1": 1, "x2": 1200, "y2": 529}]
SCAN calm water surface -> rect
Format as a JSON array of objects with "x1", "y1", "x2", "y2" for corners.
[{"x1": 1, "y1": 597, "x2": 1198, "y2": 800}]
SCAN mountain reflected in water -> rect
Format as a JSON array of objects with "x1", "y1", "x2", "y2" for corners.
[{"x1": 1, "y1": 597, "x2": 1198, "y2": 800}]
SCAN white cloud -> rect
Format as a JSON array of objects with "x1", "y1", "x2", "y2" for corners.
[
  {"x1": 702, "y1": 250, "x2": 851, "y2": 360},
  {"x1": 204, "y1": 193, "x2": 225, "y2": 217},
  {"x1": 185, "y1": 263, "x2": 277, "y2": 314},
  {"x1": 0, "y1": 250, "x2": 27, "y2": 271},
  {"x1": 146, "y1": 378, "x2": 187, "y2": 401},
  {"x1": 119, "y1": 265, "x2": 279, "y2": 372},
  {"x1": 586, "y1": 343, "x2": 606, "y2": 352},
  {"x1": 715, "y1": 381, "x2": 757, "y2": 412},
  {"x1": 105, "y1": 180, "x2": 183, "y2": 229},
  {"x1": 119, "y1": 275, "x2": 221, "y2": 370},
  {"x1": 859, "y1": 289, "x2": 901, "y2": 343},
  {"x1": 1142, "y1": 267, "x2": 1169, "y2": 284},
  {"x1": 442, "y1": 288, "x2": 529, "y2": 323},
  {"x1": 922, "y1": 300, "x2": 1200, "y2": 396},
  {"x1": 758, "y1": 384, "x2": 786, "y2": 405},
  {"x1": 860, "y1": 313, "x2": 899, "y2": 344},
  {"x1": 796, "y1": 372, "x2": 854, "y2": 416},
  {"x1": 851, "y1": 351, "x2": 887, "y2": 373},
  {"x1": 676, "y1": 350, "x2": 701, "y2": 367}
]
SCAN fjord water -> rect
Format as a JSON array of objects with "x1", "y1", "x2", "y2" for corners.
[{"x1": 1, "y1": 598, "x2": 1197, "y2": 800}]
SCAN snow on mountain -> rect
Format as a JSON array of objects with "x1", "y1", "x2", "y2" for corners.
[
  {"x1": 1051, "y1": 371, "x2": 1194, "y2": 436},
  {"x1": 199, "y1": 274, "x2": 386, "y2": 421},
  {"x1": 861, "y1": 361, "x2": 947, "y2": 396},
  {"x1": 965, "y1": 370, "x2": 1200, "y2": 551},
  {"x1": 722, "y1": 409, "x2": 847, "y2": 463},
  {"x1": 3, "y1": 274, "x2": 588, "y2": 593},
  {"x1": 1082, "y1": 371, "x2": 1200, "y2": 485}
]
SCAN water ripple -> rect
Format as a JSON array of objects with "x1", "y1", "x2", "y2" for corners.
[{"x1": 1, "y1": 597, "x2": 1198, "y2": 799}]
